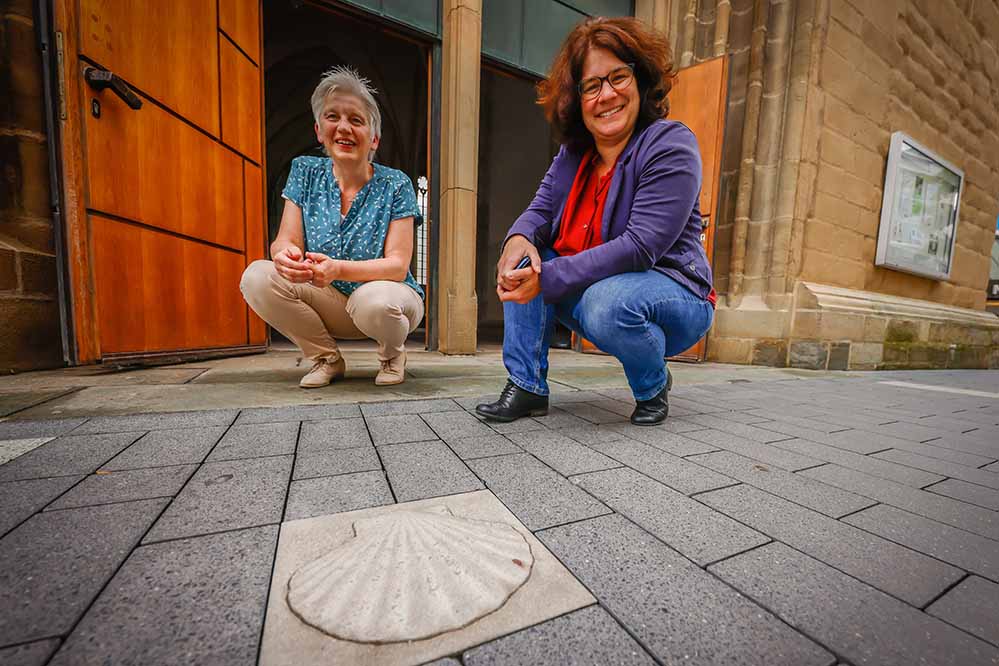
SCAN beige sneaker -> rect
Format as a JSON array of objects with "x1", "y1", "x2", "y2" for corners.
[
  {"x1": 299, "y1": 357, "x2": 346, "y2": 389},
  {"x1": 375, "y1": 350, "x2": 406, "y2": 386}
]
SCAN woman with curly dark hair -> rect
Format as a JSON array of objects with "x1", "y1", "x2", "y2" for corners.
[{"x1": 476, "y1": 17, "x2": 715, "y2": 426}]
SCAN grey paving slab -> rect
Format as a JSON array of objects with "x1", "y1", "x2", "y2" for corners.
[
  {"x1": 744, "y1": 410, "x2": 845, "y2": 433},
  {"x1": 905, "y1": 434, "x2": 999, "y2": 460},
  {"x1": 917, "y1": 414, "x2": 992, "y2": 433},
  {"x1": 865, "y1": 420, "x2": 952, "y2": 442},
  {"x1": 807, "y1": 428, "x2": 914, "y2": 454},
  {"x1": 468, "y1": 453, "x2": 610, "y2": 530},
  {"x1": 508, "y1": 430, "x2": 621, "y2": 476},
  {"x1": 422, "y1": 659, "x2": 462, "y2": 666},
  {"x1": 48, "y1": 526, "x2": 278, "y2": 666},
  {"x1": 0, "y1": 432, "x2": 143, "y2": 482},
  {"x1": 607, "y1": 423, "x2": 717, "y2": 456},
  {"x1": 687, "y1": 451, "x2": 875, "y2": 518},
  {"x1": 583, "y1": 397, "x2": 636, "y2": 418},
  {"x1": 284, "y1": 471, "x2": 394, "y2": 520},
  {"x1": 699, "y1": 484, "x2": 962, "y2": 607},
  {"x1": 802, "y1": 464, "x2": 999, "y2": 540},
  {"x1": 206, "y1": 421, "x2": 299, "y2": 461},
  {"x1": 575, "y1": 467, "x2": 768, "y2": 565},
  {"x1": 589, "y1": 438, "x2": 735, "y2": 495},
  {"x1": 235, "y1": 403, "x2": 360, "y2": 424},
  {"x1": 558, "y1": 425, "x2": 628, "y2": 446},
  {"x1": 446, "y1": 434, "x2": 523, "y2": 459},
  {"x1": 874, "y1": 448, "x2": 999, "y2": 490},
  {"x1": 927, "y1": 478, "x2": 999, "y2": 511},
  {"x1": 682, "y1": 414, "x2": 796, "y2": 443},
  {"x1": 537, "y1": 514, "x2": 834, "y2": 666},
  {"x1": 529, "y1": 408, "x2": 593, "y2": 431},
  {"x1": 422, "y1": 410, "x2": 497, "y2": 440},
  {"x1": 101, "y1": 427, "x2": 225, "y2": 470},
  {"x1": 682, "y1": 431, "x2": 822, "y2": 471},
  {"x1": 709, "y1": 541, "x2": 999, "y2": 666},
  {"x1": 483, "y1": 416, "x2": 549, "y2": 434},
  {"x1": 0, "y1": 499, "x2": 167, "y2": 645},
  {"x1": 556, "y1": 401, "x2": 628, "y2": 424},
  {"x1": 843, "y1": 504, "x2": 999, "y2": 583},
  {"x1": 0, "y1": 475, "x2": 82, "y2": 536},
  {"x1": 298, "y1": 417, "x2": 372, "y2": 450},
  {"x1": 887, "y1": 438, "x2": 996, "y2": 468},
  {"x1": 293, "y1": 444, "x2": 381, "y2": 480},
  {"x1": 771, "y1": 438, "x2": 946, "y2": 487},
  {"x1": 359, "y1": 398, "x2": 461, "y2": 417},
  {"x1": 549, "y1": 390, "x2": 615, "y2": 404},
  {"x1": 366, "y1": 414, "x2": 439, "y2": 445},
  {"x1": 927, "y1": 576, "x2": 999, "y2": 647},
  {"x1": 463, "y1": 604, "x2": 655, "y2": 666},
  {"x1": 74, "y1": 409, "x2": 237, "y2": 433},
  {"x1": 987, "y1": 461, "x2": 999, "y2": 473},
  {"x1": 144, "y1": 456, "x2": 292, "y2": 543},
  {"x1": 379, "y1": 440, "x2": 483, "y2": 502},
  {"x1": 46, "y1": 464, "x2": 197, "y2": 510},
  {"x1": 0, "y1": 418, "x2": 86, "y2": 440},
  {"x1": 707, "y1": 410, "x2": 774, "y2": 425},
  {"x1": 0, "y1": 639, "x2": 61, "y2": 666},
  {"x1": 0, "y1": 437, "x2": 54, "y2": 465}
]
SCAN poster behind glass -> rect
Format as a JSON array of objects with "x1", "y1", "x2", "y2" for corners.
[{"x1": 876, "y1": 132, "x2": 963, "y2": 280}]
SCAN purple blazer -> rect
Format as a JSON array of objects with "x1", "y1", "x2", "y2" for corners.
[{"x1": 506, "y1": 119, "x2": 713, "y2": 304}]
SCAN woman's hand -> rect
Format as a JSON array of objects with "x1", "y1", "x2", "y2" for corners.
[
  {"x1": 497, "y1": 271, "x2": 541, "y2": 304},
  {"x1": 273, "y1": 246, "x2": 314, "y2": 283},
  {"x1": 304, "y1": 252, "x2": 342, "y2": 288},
  {"x1": 497, "y1": 234, "x2": 541, "y2": 292}
]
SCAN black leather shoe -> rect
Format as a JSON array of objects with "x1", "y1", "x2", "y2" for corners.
[
  {"x1": 630, "y1": 370, "x2": 672, "y2": 426},
  {"x1": 476, "y1": 381, "x2": 549, "y2": 423}
]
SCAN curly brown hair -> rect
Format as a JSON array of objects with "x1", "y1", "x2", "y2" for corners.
[{"x1": 537, "y1": 16, "x2": 676, "y2": 151}]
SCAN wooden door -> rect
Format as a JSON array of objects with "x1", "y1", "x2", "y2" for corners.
[{"x1": 55, "y1": 0, "x2": 268, "y2": 363}]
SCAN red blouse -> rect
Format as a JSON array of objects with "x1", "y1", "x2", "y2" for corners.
[{"x1": 553, "y1": 151, "x2": 614, "y2": 257}]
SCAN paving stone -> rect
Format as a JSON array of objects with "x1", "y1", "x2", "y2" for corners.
[
  {"x1": 558, "y1": 425, "x2": 628, "y2": 446},
  {"x1": 873, "y1": 449, "x2": 999, "y2": 490},
  {"x1": 843, "y1": 504, "x2": 999, "y2": 583},
  {"x1": 446, "y1": 434, "x2": 523, "y2": 459},
  {"x1": 770, "y1": 438, "x2": 945, "y2": 487},
  {"x1": 607, "y1": 423, "x2": 717, "y2": 456},
  {"x1": 285, "y1": 471, "x2": 394, "y2": 520},
  {"x1": 0, "y1": 432, "x2": 143, "y2": 482},
  {"x1": 380, "y1": 440, "x2": 483, "y2": 502},
  {"x1": 144, "y1": 456, "x2": 292, "y2": 543},
  {"x1": 802, "y1": 464, "x2": 999, "y2": 540},
  {"x1": 0, "y1": 418, "x2": 86, "y2": 439},
  {"x1": 359, "y1": 398, "x2": 461, "y2": 417},
  {"x1": 423, "y1": 659, "x2": 462, "y2": 666},
  {"x1": 885, "y1": 439, "x2": 996, "y2": 468},
  {"x1": 682, "y1": 414, "x2": 795, "y2": 443},
  {"x1": 366, "y1": 414, "x2": 439, "y2": 445},
  {"x1": 508, "y1": 431, "x2": 620, "y2": 476},
  {"x1": 681, "y1": 431, "x2": 822, "y2": 471},
  {"x1": 589, "y1": 438, "x2": 735, "y2": 495},
  {"x1": 102, "y1": 427, "x2": 225, "y2": 470},
  {"x1": 986, "y1": 461, "x2": 999, "y2": 473},
  {"x1": 483, "y1": 416, "x2": 548, "y2": 434},
  {"x1": 537, "y1": 514, "x2": 833, "y2": 666},
  {"x1": 48, "y1": 526, "x2": 278, "y2": 666},
  {"x1": 46, "y1": 465, "x2": 197, "y2": 510},
  {"x1": 698, "y1": 484, "x2": 962, "y2": 606},
  {"x1": 927, "y1": 478, "x2": 999, "y2": 511},
  {"x1": 744, "y1": 410, "x2": 845, "y2": 433},
  {"x1": 463, "y1": 604, "x2": 655, "y2": 666},
  {"x1": 529, "y1": 408, "x2": 593, "y2": 431},
  {"x1": 709, "y1": 542, "x2": 999, "y2": 666},
  {"x1": 806, "y1": 428, "x2": 911, "y2": 454},
  {"x1": 0, "y1": 499, "x2": 167, "y2": 645},
  {"x1": 575, "y1": 467, "x2": 768, "y2": 565},
  {"x1": 0, "y1": 437, "x2": 55, "y2": 465},
  {"x1": 235, "y1": 403, "x2": 360, "y2": 424},
  {"x1": 206, "y1": 422, "x2": 299, "y2": 461},
  {"x1": 583, "y1": 398, "x2": 636, "y2": 418},
  {"x1": 422, "y1": 410, "x2": 496, "y2": 440},
  {"x1": 866, "y1": 420, "x2": 951, "y2": 443},
  {"x1": 298, "y1": 417, "x2": 372, "y2": 450},
  {"x1": 293, "y1": 445, "x2": 381, "y2": 480},
  {"x1": 468, "y1": 453, "x2": 610, "y2": 530},
  {"x1": 927, "y1": 576, "x2": 999, "y2": 647},
  {"x1": 0, "y1": 639, "x2": 61, "y2": 666},
  {"x1": 915, "y1": 434, "x2": 999, "y2": 460},
  {"x1": 687, "y1": 451, "x2": 874, "y2": 517},
  {"x1": 549, "y1": 390, "x2": 613, "y2": 404},
  {"x1": 556, "y1": 402, "x2": 628, "y2": 424},
  {"x1": 0, "y1": 476, "x2": 82, "y2": 536},
  {"x1": 74, "y1": 409, "x2": 237, "y2": 433}
]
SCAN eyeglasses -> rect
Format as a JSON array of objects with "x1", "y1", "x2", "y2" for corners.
[{"x1": 578, "y1": 64, "x2": 635, "y2": 100}]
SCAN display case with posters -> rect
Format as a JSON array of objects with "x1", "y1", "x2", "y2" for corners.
[{"x1": 875, "y1": 132, "x2": 964, "y2": 280}]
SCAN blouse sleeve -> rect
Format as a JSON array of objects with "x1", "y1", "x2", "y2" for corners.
[
  {"x1": 281, "y1": 157, "x2": 310, "y2": 208},
  {"x1": 390, "y1": 175, "x2": 423, "y2": 226}
]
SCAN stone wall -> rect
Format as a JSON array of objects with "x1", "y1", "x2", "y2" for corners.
[{"x1": 0, "y1": 0, "x2": 63, "y2": 373}]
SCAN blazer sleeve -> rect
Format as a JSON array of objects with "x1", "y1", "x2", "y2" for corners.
[
  {"x1": 538, "y1": 123, "x2": 702, "y2": 303},
  {"x1": 504, "y1": 146, "x2": 567, "y2": 249}
]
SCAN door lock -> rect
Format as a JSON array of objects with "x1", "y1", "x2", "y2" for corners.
[{"x1": 84, "y1": 67, "x2": 143, "y2": 110}]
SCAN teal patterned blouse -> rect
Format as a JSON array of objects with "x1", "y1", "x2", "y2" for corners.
[{"x1": 281, "y1": 156, "x2": 424, "y2": 299}]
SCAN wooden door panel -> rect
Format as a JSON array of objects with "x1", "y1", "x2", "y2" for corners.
[
  {"x1": 221, "y1": 36, "x2": 262, "y2": 162},
  {"x1": 84, "y1": 82, "x2": 245, "y2": 250},
  {"x1": 80, "y1": 0, "x2": 220, "y2": 136},
  {"x1": 219, "y1": 0, "x2": 260, "y2": 63},
  {"x1": 92, "y1": 215, "x2": 248, "y2": 353},
  {"x1": 244, "y1": 161, "x2": 267, "y2": 344}
]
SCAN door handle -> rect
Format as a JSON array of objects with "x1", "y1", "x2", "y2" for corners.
[{"x1": 84, "y1": 67, "x2": 143, "y2": 110}]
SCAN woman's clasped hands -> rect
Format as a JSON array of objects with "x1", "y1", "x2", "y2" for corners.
[
  {"x1": 496, "y1": 234, "x2": 542, "y2": 304},
  {"x1": 273, "y1": 246, "x2": 340, "y2": 288}
]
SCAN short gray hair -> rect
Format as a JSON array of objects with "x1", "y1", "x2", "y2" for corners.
[{"x1": 310, "y1": 66, "x2": 382, "y2": 159}]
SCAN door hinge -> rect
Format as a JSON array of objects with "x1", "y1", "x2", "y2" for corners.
[{"x1": 55, "y1": 31, "x2": 66, "y2": 120}]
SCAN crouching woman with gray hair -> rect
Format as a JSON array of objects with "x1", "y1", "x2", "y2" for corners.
[{"x1": 241, "y1": 66, "x2": 425, "y2": 388}]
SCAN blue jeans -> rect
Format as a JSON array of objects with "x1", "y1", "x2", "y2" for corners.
[{"x1": 503, "y1": 263, "x2": 714, "y2": 402}]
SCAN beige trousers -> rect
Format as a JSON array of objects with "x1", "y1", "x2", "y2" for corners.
[{"x1": 240, "y1": 260, "x2": 424, "y2": 362}]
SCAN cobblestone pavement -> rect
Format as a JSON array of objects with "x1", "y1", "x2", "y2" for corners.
[{"x1": 1, "y1": 370, "x2": 998, "y2": 665}]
